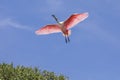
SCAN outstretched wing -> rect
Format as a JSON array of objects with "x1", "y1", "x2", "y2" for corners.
[
  {"x1": 35, "y1": 24, "x2": 61, "y2": 35},
  {"x1": 64, "y1": 12, "x2": 89, "y2": 29}
]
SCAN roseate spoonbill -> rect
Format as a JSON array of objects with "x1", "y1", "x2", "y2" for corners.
[{"x1": 35, "y1": 12, "x2": 88, "y2": 43}]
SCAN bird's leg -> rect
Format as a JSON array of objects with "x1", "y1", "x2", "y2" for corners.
[
  {"x1": 65, "y1": 35, "x2": 68, "y2": 43},
  {"x1": 52, "y1": 14, "x2": 60, "y2": 24},
  {"x1": 67, "y1": 36, "x2": 70, "y2": 42}
]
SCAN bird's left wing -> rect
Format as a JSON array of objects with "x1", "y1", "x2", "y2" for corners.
[
  {"x1": 64, "y1": 12, "x2": 89, "y2": 29},
  {"x1": 35, "y1": 24, "x2": 61, "y2": 35}
]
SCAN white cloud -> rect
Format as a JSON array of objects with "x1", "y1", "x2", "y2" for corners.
[{"x1": 0, "y1": 18, "x2": 33, "y2": 31}]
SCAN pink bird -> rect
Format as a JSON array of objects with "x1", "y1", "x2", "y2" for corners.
[{"x1": 35, "y1": 12, "x2": 89, "y2": 43}]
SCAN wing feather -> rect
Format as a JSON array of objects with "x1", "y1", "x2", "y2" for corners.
[
  {"x1": 64, "y1": 12, "x2": 89, "y2": 29},
  {"x1": 35, "y1": 24, "x2": 61, "y2": 35}
]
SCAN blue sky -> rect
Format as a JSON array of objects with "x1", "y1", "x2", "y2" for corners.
[{"x1": 0, "y1": 0, "x2": 120, "y2": 80}]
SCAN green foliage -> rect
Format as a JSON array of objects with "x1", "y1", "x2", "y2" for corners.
[{"x1": 0, "y1": 63, "x2": 68, "y2": 80}]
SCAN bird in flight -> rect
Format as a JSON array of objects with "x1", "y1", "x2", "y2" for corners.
[{"x1": 35, "y1": 12, "x2": 89, "y2": 43}]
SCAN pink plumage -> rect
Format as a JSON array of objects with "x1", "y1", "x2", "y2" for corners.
[
  {"x1": 35, "y1": 12, "x2": 89, "y2": 43},
  {"x1": 64, "y1": 12, "x2": 88, "y2": 29},
  {"x1": 35, "y1": 24, "x2": 61, "y2": 35}
]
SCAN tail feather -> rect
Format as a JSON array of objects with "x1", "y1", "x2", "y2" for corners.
[{"x1": 62, "y1": 30, "x2": 71, "y2": 36}]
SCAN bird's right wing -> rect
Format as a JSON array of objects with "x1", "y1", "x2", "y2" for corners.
[
  {"x1": 35, "y1": 24, "x2": 61, "y2": 35},
  {"x1": 64, "y1": 12, "x2": 89, "y2": 29}
]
